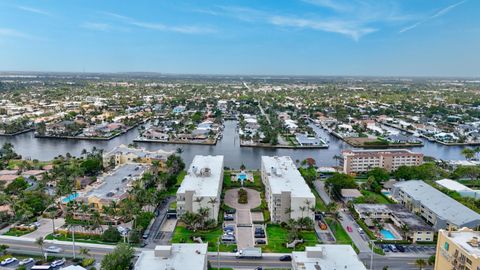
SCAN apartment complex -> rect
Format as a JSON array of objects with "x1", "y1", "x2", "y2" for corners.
[
  {"x1": 135, "y1": 244, "x2": 208, "y2": 270},
  {"x1": 434, "y1": 228, "x2": 480, "y2": 270},
  {"x1": 261, "y1": 156, "x2": 315, "y2": 223},
  {"x1": 392, "y1": 180, "x2": 480, "y2": 230},
  {"x1": 103, "y1": 144, "x2": 173, "y2": 168},
  {"x1": 176, "y1": 155, "x2": 224, "y2": 221},
  {"x1": 341, "y1": 149, "x2": 423, "y2": 174},
  {"x1": 292, "y1": 245, "x2": 367, "y2": 270}
]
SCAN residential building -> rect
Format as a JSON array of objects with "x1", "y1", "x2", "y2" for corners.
[
  {"x1": 135, "y1": 244, "x2": 208, "y2": 270},
  {"x1": 340, "y1": 189, "x2": 363, "y2": 202},
  {"x1": 103, "y1": 144, "x2": 173, "y2": 168},
  {"x1": 80, "y1": 163, "x2": 148, "y2": 210},
  {"x1": 354, "y1": 204, "x2": 434, "y2": 243},
  {"x1": 434, "y1": 228, "x2": 480, "y2": 270},
  {"x1": 392, "y1": 180, "x2": 480, "y2": 230},
  {"x1": 291, "y1": 245, "x2": 367, "y2": 270},
  {"x1": 176, "y1": 155, "x2": 224, "y2": 221},
  {"x1": 341, "y1": 149, "x2": 424, "y2": 174},
  {"x1": 261, "y1": 156, "x2": 315, "y2": 223},
  {"x1": 436, "y1": 179, "x2": 480, "y2": 199}
]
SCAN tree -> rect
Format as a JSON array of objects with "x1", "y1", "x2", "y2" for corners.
[
  {"x1": 207, "y1": 197, "x2": 218, "y2": 220},
  {"x1": 462, "y1": 148, "x2": 475, "y2": 160},
  {"x1": 367, "y1": 167, "x2": 389, "y2": 182},
  {"x1": 415, "y1": 258, "x2": 427, "y2": 270},
  {"x1": 79, "y1": 247, "x2": 91, "y2": 258},
  {"x1": 102, "y1": 226, "x2": 121, "y2": 242},
  {"x1": 101, "y1": 243, "x2": 134, "y2": 270},
  {"x1": 35, "y1": 237, "x2": 44, "y2": 257},
  {"x1": 325, "y1": 173, "x2": 357, "y2": 198}
]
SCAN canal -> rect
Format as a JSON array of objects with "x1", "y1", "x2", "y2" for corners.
[{"x1": 0, "y1": 120, "x2": 468, "y2": 169}]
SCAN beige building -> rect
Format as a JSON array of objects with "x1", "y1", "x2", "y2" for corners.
[
  {"x1": 435, "y1": 228, "x2": 480, "y2": 270},
  {"x1": 176, "y1": 155, "x2": 224, "y2": 222},
  {"x1": 261, "y1": 156, "x2": 315, "y2": 223},
  {"x1": 341, "y1": 149, "x2": 423, "y2": 174},
  {"x1": 103, "y1": 144, "x2": 173, "y2": 168}
]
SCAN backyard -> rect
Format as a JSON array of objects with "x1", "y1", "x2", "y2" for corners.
[
  {"x1": 171, "y1": 225, "x2": 237, "y2": 252},
  {"x1": 263, "y1": 224, "x2": 318, "y2": 253}
]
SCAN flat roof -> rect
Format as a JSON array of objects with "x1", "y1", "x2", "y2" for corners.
[
  {"x1": 105, "y1": 144, "x2": 173, "y2": 160},
  {"x1": 341, "y1": 189, "x2": 362, "y2": 198},
  {"x1": 342, "y1": 149, "x2": 422, "y2": 156},
  {"x1": 441, "y1": 228, "x2": 480, "y2": 258},
  {"x1": 135, "y1": 244, "x2": 208, "y2": 270},
  {"x1": 393, "y1": 180, "x2": 480, "y2": 226},
  {"x1": 177, "y1": 155, "x2": 224, "y2": 197},
  {"x1": 261, "y1": 156, "x2": 315, "y2": 198},
  {"x1": 84, "y1": 163, "x2": 147, "y2": 201},
  {"x1": 292, "y1": 245, "x2": 367, "y2": 270},
  {"x1": 354, "y1": 204, "x2": 433, "y2": 231},
  {"x1": 436, "y1": 179, "x2": 472, "y2": 192}
]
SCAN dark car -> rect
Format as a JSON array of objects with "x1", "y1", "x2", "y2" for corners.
[
  {"x1": 224, "y1": 214, "x2": 234, "y2": 221},
  {"x1": 255, "y1": 239, "x2": 266, "y2": 245},
  {"x1": 225, "y1": 209, "x2": 236, "y2": 214},
  {"x1": 255, "y1": 227, "x2": 265, "y2": 233},
  {"x1": 395, "y1": 245, "x2": 405, "y2": 252},
  {"x1": 279, "y1": 255, "x2": 292, "y2": 261},
  {"x1": 254, "y1": 232, "x2": 265, "y2": 238}
]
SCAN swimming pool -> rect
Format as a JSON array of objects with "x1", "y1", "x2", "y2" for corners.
[
  {"x1": 382, "y1": 191, "x2": 391, "y2": 196},
  {"x1": 237, "y1": 173, "x2": 247, "y2": 181},
  {"x1": 380, "y1": 229, "x2": 396, "y2": 240},
  {"x1": 62, "y1": 192, "x2": 79, "y2": 203}
]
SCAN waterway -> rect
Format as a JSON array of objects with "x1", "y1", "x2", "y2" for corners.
[{"x1": 0, "y1": 120, "x2": 468, "y2": 169}]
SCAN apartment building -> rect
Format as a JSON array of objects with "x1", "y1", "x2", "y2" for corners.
[
  {"x1": 261, "y1": 156, "x2": 315, "y2": 223},
  {"x1": 392, "y1": 180, "x2": 480, "y2": 230},
  {"x1": 135, "y1": 244, "x2": 208, "y2": 270},
  {"x1": 341, "y1": 149, "x2": 423, "y2": 174},
  {"x1": 434, "y1": 228, "x2": 480, "y2": 270},
  {"x1": 176, "y1": 155, "x2": 224, "y2": 221},
  {"x1": 292, "y1": 245, "x2": 367, "y2": 270}
]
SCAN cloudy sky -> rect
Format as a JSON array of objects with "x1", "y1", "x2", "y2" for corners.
[{"x1": 0, "y1": 0, "x2": 478, "y2": 77}]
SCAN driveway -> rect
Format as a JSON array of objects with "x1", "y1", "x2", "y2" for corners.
[
  {"x1": 23, "y1": 217, "x2": 65, "y2": 239},
  {"x1": 224, "y1": 188, "x2": 261, "y2": 249}
]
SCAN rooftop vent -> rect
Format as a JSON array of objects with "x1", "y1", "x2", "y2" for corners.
[
  {"x1": 200, "y1": 167, "x2": 211, "y2": 177},
  {"x1": 468, "y1": 236, "x2": 479, "y2": 247}
]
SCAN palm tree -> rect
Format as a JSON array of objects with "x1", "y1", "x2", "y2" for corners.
[
  {"x1": 462, "y1": 148, "x2": 475, "y2": 160},
  {"x1": 415, "y1": 258, "x2": 427, "y2": 270},
  {"x1": 333, "y1": 154, "x2": 342, "y2": 167},
  {"x1": 79, "y1": 247, "x2": 90, "y2": 258},
  {"x1": 207, "y1": 198, "x2": 218, "y2": 220},
  {"x1": 284, "y1": 207, "x2": 294, "y2": 217},
  {"x1": 299, "y1": 206, "x2": 307, "y2": 219},
  {"x1": 35, "y1": 237, "x2": 44, "y2": 258},
  {"x1": 400, "y1": 224, "x2": 409, "y2": 240}
]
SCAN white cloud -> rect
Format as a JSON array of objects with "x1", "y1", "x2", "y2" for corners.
[
  {"x1": 17, "y1": 6, "x2": 51, "y2": 16},
  {"x1": 301, "y1": 0, "x2": 352, "y2": 12},
  {"x1": 400, "y1": 0, "x2": 467, "y2": 33},
  {"x1": 81, "y1": 22, "x2": 112, "y2": 32},
  {"x1": 0, "y1": 28, "x2": 30, "y2": 38},
  {"x1": 102, "y1": 12, "x2": 216, "y2": 34}
]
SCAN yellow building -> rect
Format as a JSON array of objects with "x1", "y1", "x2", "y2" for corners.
[
  {"x1": 435, "y1": 227, "x2": 480, "y2": 270},
  {"x1": 103, "y1": 144, "x2": 173, "y2": 169}
]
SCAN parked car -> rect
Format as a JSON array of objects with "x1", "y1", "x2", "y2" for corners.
[
  {"x1": 45, "y1": 246, "x2": 63, "y2": 253},
  {"x1": 255, "y1": 227, "x2": 265, "y2": 234},
  {"x1": 1, "y1": 257, "x2": 17, "y2": 266},
  {"x1": 279, "y1": 255, "x2": 292, "y2": 261},
  {"x1": 254, "y1": 233, "x2": 265, "y2": 238},
  {"x1": 395, "y1": 245, "x2": 405, "y2": 252},
  {"x1": 255, "y1": 239, "x2": 266, "y2": 245},
  {"x1": 51, "y1": 258, "x2": 66, "y2": 267},
  {"x1": 19, "y1": 258, "x2": 34, "y2": 265},
  {"x1": 225, "y1": 209, "x2": 236, "y2": 214},
  {"x1": 346, "y1": 226, "x2": 353, "y2": 232},
  {"x1": 381, "y1": 244, "x2": 390, "y2": 253},
  {"x1": 388, "y1": 244, "x2": 398, "y2": 252},
  {"x1": 224, "y1": 214, "x2": 234, "y2": 221}
]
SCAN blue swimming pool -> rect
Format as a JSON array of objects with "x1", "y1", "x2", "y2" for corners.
[
  {"x1": 237, "y1": 174, "x2": 247, "y2": 180},
  {"x1": 62, "y1": 192, "x2": 79, "y2": 203},
  {"x1": 380, "y1": 229, "x2": 396, "y2": 240},
  {"x1": 382, "y1": 191, "x2": 391, "y2": 196}
]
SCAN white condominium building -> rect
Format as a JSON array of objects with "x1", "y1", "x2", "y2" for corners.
[
  {"x1": 341, "y1": 149, "x2": 423, "y2": 174},
  {"x1": 261, "y1": 156, "x2": 315, "y2": 223},
  {"x1": 292, "y1": 245, "x2": 367, "y2": 270},
  {"x1": 176, "y1": 155, "x2": 224, "y2": 221},
  {"x1": 135, "y1": 244, "x2": 208, "y2": 270}
]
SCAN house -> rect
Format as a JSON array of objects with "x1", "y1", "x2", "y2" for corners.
[
  {"x1": 103, "y1": 144, "x2": 173, "y2": 168},
  {"x1": 340, "y1": 189, "x2": 363, "y2": 202},
  {"x1": 295, "y1": 133, "x2": 324, "y2": 146}
]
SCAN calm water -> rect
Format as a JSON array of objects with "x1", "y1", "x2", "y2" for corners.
[{"x1": 0, "y1": 120, "x2": 467, "y2": 169}]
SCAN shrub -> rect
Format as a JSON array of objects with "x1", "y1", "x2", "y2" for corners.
[
  {"x1": 238, "y1": 188, "x2": 248, "y2": 204},
  {"x1": 82, "y1": 257, "x2": 95, "y2": 267},
  {"x1": 102, "y1": 226, "x2": 121, "y2": 242}
]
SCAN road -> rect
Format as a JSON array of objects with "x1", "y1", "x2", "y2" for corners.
[{"x1": 146, "y1": 196, "x2": 175, "y2": 247}]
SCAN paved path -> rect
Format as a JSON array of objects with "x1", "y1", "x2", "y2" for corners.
[
  {"x1": 313, "y1": 180, "x2": 370, "y2": 253},
  {"x1": 23, "y1": 217, "x2": 65, "y2": 239}
]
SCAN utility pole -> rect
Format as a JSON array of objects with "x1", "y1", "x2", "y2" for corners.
[
  {"x1": 217, "y1": 237, "x2": 220, "y2": 270},
  {"x1": 71, "y1": 225, "x2": 76, "y2": 259},
  {"x1": 370, "y1": 239, "x2": 374, "y2": 270}
]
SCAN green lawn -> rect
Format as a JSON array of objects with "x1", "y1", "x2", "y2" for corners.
[
  {"x1": 357, "y1": 190, "x2": 392, "y2": 204},
  {"x1": 171, "y1": 225, "x2": 237, "y2": 252},
  {"x1": 310, "y1": 187, "x2": 326, "y2": 211},
  {"x1": 45, "y1": 233, "x2": 117, "y2": 245},
  {"x1": 325, "y1": 218, "x2": 352, "y2": 245},
  {"x1": 263, "y1": 224, "x2": 318, "y2": 253},
  {"x1": 176, "y1": 171, "x2": 187, "y2": 186},
  {"x1": 223, "y1": 170, "x2": 263, "y2": 191}
]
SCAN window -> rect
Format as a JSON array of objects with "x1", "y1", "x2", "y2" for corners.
[{"x1": 444, "y1": 242, "x2": 449, "y2": 251}]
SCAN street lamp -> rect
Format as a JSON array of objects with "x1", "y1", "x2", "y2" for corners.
[
  {"x1": 369, "y1": 239, "x2": 375, "y2": 270},
  {"x1": 70, "y1": 225, "x2": 76, "y2": 259},
  {"x1": 217, "y1": 236, "x2": 220, "y2": 270}
]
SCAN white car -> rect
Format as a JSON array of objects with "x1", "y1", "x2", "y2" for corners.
[
  {"x1": 51, "y1": 258, "x2": 66, "y2": 267},
  {"x1": 45, "y1": 246, "x2": 63, "y2": 253},
  {"x1": 19, "y1": 258, "x2": 34, "y2": 265},
  {"x1": 0, "y1": 257, "x2": 17, "y2": 266}
]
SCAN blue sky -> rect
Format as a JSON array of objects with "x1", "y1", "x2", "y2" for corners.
[{"x1": 0, "y1": 0, "x2": 479, "y2": 77}]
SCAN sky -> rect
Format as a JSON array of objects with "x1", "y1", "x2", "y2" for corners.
[{"x1": 0, "y1": 0, "x2": 479, "y2": 77}]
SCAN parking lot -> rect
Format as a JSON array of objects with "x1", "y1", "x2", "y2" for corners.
[
  {"x1": 0, "y1": 257, "x2": 70, "y2": 269},
  {"x1": 379, "y1": 244, "x2": 436, "y2": 256}
]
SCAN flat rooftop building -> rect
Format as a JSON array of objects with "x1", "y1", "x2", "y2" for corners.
[
  {"x1": 135, "y1": 244, "x2": 208, "y2": 270},
  {"x1": 261, "y1": 156, "x2": 315, "y2": 223},
  {"x1": 436, "y1": 179, "x2": 480, "y2": 199},
  {"x1": 82, "y1": 163, "x2": 147, "y2": 210},
  {"x1": 434, "y1": 228, "x2": 480, "y2": 270},
  {"x1": 177, "y1": 155, "x2": 224, "y2": 221},
  {"x1": 341, "y1": 149, "x2": 423, "y2": 174},
  {"x1": 392, "y1": 180, "x2": 480, "y2": 230},
  {"x1": 292, "y1": 245, "x2": 367, "y2": 270}
]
